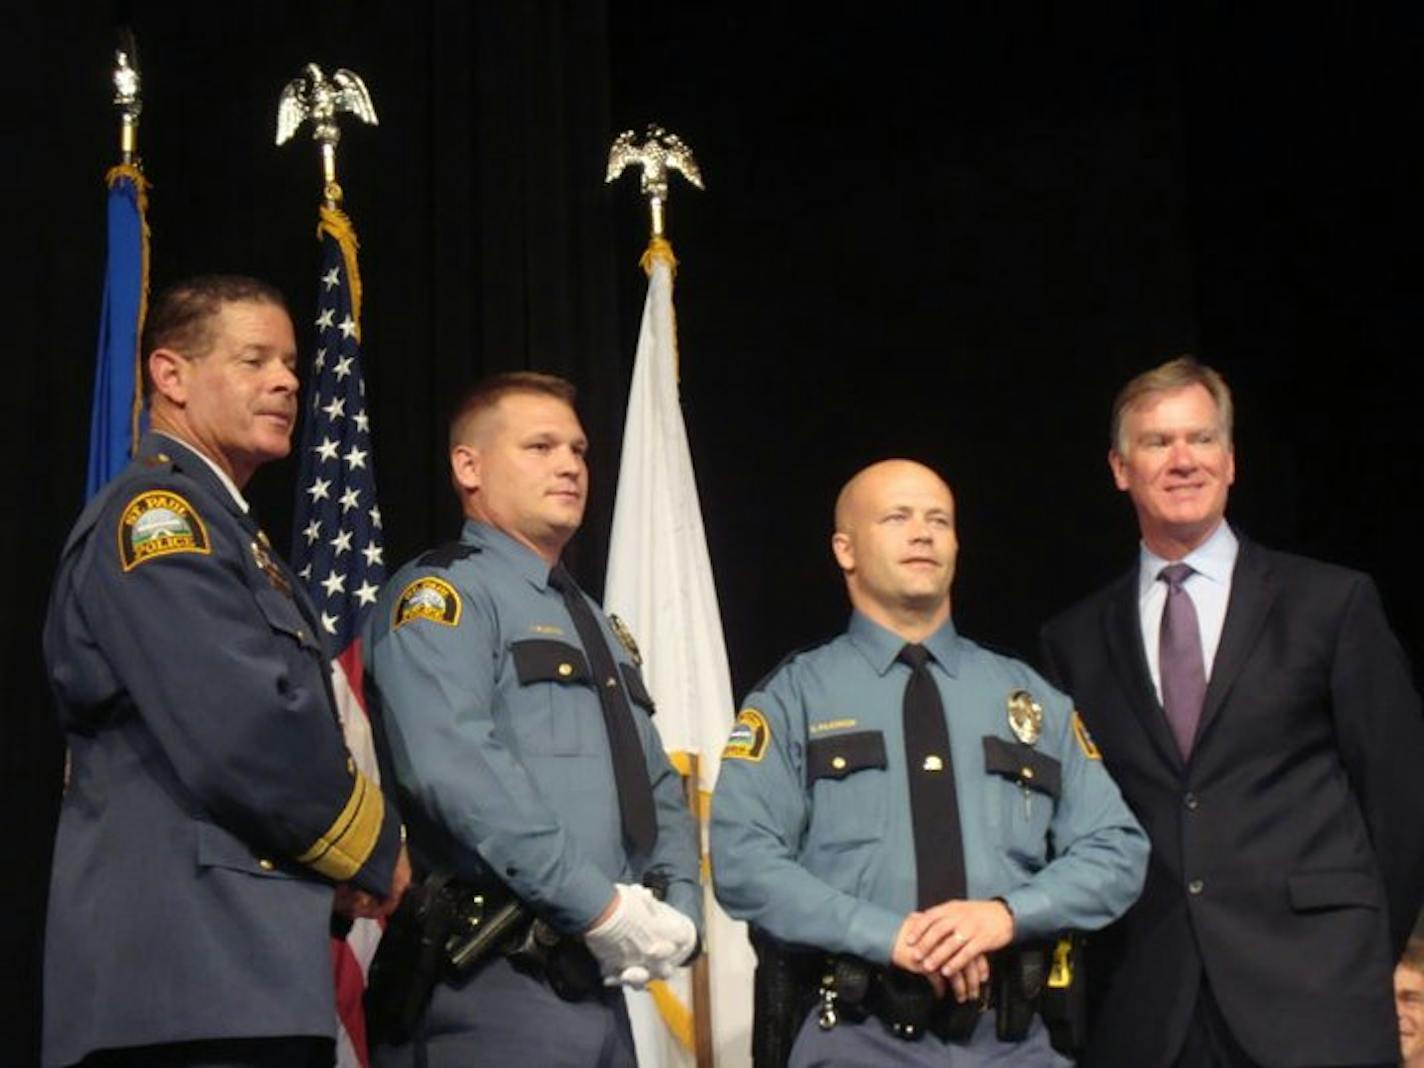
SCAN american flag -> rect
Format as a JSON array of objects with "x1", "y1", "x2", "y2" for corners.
[{"x1": 290, "y1": 204, "x2": 386, "y2": 1068}]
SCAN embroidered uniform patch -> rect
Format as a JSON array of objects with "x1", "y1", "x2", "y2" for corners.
[
  {"x1": 1071, "y1": 711, "x2": 1101, "y2": 760},
  {"x1": 394, "y1": 576, "x2": 462, "y2": 629},
  {"x1": 118, "y1": 491, "x2": 211, "y2": 571},
  {"x1": 723, "y1": 707, "x2": 770, "y2": 762}
]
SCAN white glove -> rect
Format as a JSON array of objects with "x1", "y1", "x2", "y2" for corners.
[
  {"x1": 641, "y1": 896, "x2": 698, "y2": 980},
  {"x1": 584, "y1": 884, "x2": 676, "y2": 987},
  {"x1": 613, "y1": 887, "x2": 698, "y2": 987}
]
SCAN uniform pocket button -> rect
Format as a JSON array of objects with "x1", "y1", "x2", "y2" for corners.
[
  {"x1": 1183, "y1": 792, "x2": 1199, "y2": 810},
  {"x1": 1187, "y1": 878, "x2": 1204, "y2": 895}
]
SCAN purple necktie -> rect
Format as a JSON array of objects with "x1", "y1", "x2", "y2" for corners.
[{"x1": 1159, "y1": 563, "x2": 1207, "y2": 759}]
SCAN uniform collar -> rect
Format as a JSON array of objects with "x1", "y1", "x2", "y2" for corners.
[
  {"x1": 847, "y1": 610, "x2": 962, "y2": 678},
  {"x1": 144, "y1": 431, "x2": 250, "y2": 514},
  {"x1": 460, "y1": 519, "x2": 561, "y2": 589}
]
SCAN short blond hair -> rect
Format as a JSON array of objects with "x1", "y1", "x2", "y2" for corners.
[
  {"x1": 1111, "y1": 356, "x2": 1233, "y2": 456},
  {"x1": 448, "y1": 371, "x2": 577, "y2": 448}
]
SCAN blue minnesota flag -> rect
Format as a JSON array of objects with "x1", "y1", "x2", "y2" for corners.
[{"x1": 86, "y1": 163, "x2": 150, "y2": 499}]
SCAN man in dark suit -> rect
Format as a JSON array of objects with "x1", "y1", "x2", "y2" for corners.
[{"x1": 1040, "y1": 356, "x2": 1424, "y2": 1067}]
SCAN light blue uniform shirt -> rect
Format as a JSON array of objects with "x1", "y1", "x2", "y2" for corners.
[
  {"x1": 363, "y1": 519, "x2": 702, "y2": 934},
  {"x1": 710, "y1": 612, "x2": 1147, "y2": 965}
]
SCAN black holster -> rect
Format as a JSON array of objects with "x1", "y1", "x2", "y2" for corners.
[
  {"x1": 750, "y1": 929, "x2": 822, "y2": 1068},
  {"x1": 992, "y1": 941, "x2": 1047, "y2": 1042},
  {"x1": 364, "y1": 871, "x2": 460, "y2": 1046}
]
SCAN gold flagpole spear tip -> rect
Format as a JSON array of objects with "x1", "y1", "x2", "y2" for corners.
[
  {"x1": 606, "y1": 124, "x2": 704, "y2": 241},
  {"x1": 275, "y1": 63, "x2": 378, "y2": 208},
  {"x1": 112, "y1": 28, "x2": 142, "y2": 165}
]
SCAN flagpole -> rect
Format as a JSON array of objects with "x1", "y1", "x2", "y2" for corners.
[
  {"x1": 277, "y1": 64, "x2": 386, "y2": 1068},
  {"x1": 607, "y1": 123, "x2": 723, "y2": 1068},
  {"x1": 86, "y1": 31, "x2": 149, "y2": 499}
]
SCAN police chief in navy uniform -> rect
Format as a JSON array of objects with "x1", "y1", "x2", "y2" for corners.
[
  {"x1": 363, "y1": 372, "x2": 701, "y2": 1067},
  {"x1": 710, "y1": 459, "x2": 1148, "y2": 1066},
  {"x1": 1040, "y1": 357, "x2": 1424, "y2": 1067},
  {"x1": 42, "y1": 276, "x2": 409, "y2": 1068}
]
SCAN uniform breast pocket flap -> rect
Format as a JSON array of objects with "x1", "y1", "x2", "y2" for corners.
[
  {"x1": 252, "y1": 585, "x2": 320, "y2": 652},
  {"x1": 806, "y1": 730, "x2": 887, "y2": 783},
  {"x1": 619, "y1": 663, "x2": 656, "y2": 715},
  {"x1": 982, "y1": 736, "x2": 1062, "y2": 799},
  {"x1": 511, "y1": 638, "x2": 591, "y2": 687}
]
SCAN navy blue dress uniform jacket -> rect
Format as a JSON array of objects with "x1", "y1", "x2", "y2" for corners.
[
  {"x1": 363, "y1": 519, "x2": 701, "y2": 935},
  {"x1": 42, "y1": 432, "x2": 403, "y2": 1068},
  {"x1": 711, "y1": 613, "x2": 1148, "y2": 964},
  {"x1": 1041, "y1": 536, "x2": 1424, "y2": 1067}
]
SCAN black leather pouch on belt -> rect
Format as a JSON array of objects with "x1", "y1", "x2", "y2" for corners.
[{"x1": 993, "y1": 942, "x2": 1048, "y2": 1042}]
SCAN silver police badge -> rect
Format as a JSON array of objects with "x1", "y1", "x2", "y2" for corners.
[
  {"x1": 607, "y1": 613, "x2": 643, "y2": 666},
  {"x1": 1006, "y1": 690, "x2": 1043, "y2": 746}
]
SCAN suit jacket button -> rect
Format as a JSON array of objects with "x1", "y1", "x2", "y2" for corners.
[
  {"x1": 1183, "y1": 792, "x2": 1199, "y2": 810},
  {"x1": 1187, "y1": 878, "x2": 1204, "y2": 895}
]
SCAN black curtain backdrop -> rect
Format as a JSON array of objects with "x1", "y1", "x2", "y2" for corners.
[{"x1": 5, "y1": 3, "x2": 1420, "y2": 1061}]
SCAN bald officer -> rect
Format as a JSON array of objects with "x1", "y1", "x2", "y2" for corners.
[
  {"x1": 711, "y1": 459, "x2": 1147, "y2": 1065},
  {"x1": 43, "y1": 275, "x2": 408, "y2": 1068},
  {"x1": 364, "y1": 372, "x2": 701, "y2": 1067}
]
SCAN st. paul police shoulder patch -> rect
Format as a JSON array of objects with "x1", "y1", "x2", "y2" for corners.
[
  {"x1": 118, "y1": 491, "x2": 211, "y2": 572},
  {"x1": 394, "y1": 576, "x2": 462, "y2": 629},
  {"x1": 723, "y1": 707, "x2": 771, "y2": 762},
  {"x1": 1071, "y1": 711, "x2": 1101, "y2": 760}
]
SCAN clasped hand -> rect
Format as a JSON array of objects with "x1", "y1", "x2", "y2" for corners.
[
  {"x1": 584, "y1": 883, "x2": 697, "y2": 989},
  {"x1": 891, "y1": 898, "x2": 1015, "y2": 1004}
]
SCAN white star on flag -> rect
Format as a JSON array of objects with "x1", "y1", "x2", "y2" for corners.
[
  {"x1": 354, "y1": 580, "x2": 380, "y2": 606},
  {"x1": 344, "y1": 446, "x2": 367, "y2": 471},
  {"x1": 339, "y1": 487, "x2": 361, "y2": 513},
  {"x1": 330, "y1": 529, "x2": 354, "y2": 556},
  {"x1": 339, "y1": 315, "x2": 357, "y2": 339},
  {"x1": 322, "y1": 397, "x2": 346, "y2": 421},
  {"x1": 322, "y1": 267, "x2": 341, "y2": 290},
  {"x1": 315, "y1": 307, "x2": 335, "y2": 330},
  {"x1": 315, "y1": 437, "x2": 340, "y2": 462},
  {"x1": 320, "y1": 569, "x2": 346, "y2": 597},
  {"x1": 333, "y1": 355, "x2": 354, "y2": 381},
  {"x1": 307, "y1": 477, "x2": 331, "y2": 502},
  {"x1": 303, "y1": 519, "x2": 322, "y2": 545}
]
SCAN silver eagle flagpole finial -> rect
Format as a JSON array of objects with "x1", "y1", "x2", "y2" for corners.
[
  {"x1": 113, "y1": 28, "x2": 142, "y2": 164},
  {"x1": 606, "y1": 124, "x2": 704, "y2": 238},
  {"x1": 275, "y1": 63, "x2": 378, "y2": 206}
]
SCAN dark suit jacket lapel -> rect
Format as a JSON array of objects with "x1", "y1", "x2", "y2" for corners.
[
  {"x1": 1197, "y1": 536, "x2": 1275, "y2": 746},
  {"x1": 1103, "y1": 567, "x2": 1186, "y2": 774}
]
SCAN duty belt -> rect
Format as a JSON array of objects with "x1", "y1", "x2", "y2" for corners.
[{"x1": 814, "y1": 942, "x2": 1050, "y2": 1044}]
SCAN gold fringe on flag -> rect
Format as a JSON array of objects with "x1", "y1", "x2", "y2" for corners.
[
  {"x1": 640, "y1": 234, "x2": 678, "y2": 277},
  {"x1": 318, "y1": 203, "x2": 363, "y2": 340}
]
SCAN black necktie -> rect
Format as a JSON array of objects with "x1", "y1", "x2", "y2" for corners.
[
  {"x1": 899, "y1": 643, "x2": 967, "y2": 906},
  {"x1": 548, "y1": 564, "x2": 657, "y2": 856}
]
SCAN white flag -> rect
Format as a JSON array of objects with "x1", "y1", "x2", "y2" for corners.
[{"x1": 605, "y1": 239, "x2": 756, "y2": 1067}]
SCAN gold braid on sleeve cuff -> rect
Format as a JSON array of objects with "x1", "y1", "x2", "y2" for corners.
[{"x1": 295, "y1": 769, "x2": 384, "y2": 881}]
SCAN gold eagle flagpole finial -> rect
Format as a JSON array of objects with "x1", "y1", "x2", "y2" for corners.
[
  {"x1": 606, "y1": 124, "x2": 704, "y2": 239},
  {"x1": 112, "y1": 28, "x2": 142, "y2": 165},
  {"x1": 275, "y1": 63, "x2": 378, "y2": 207}
]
